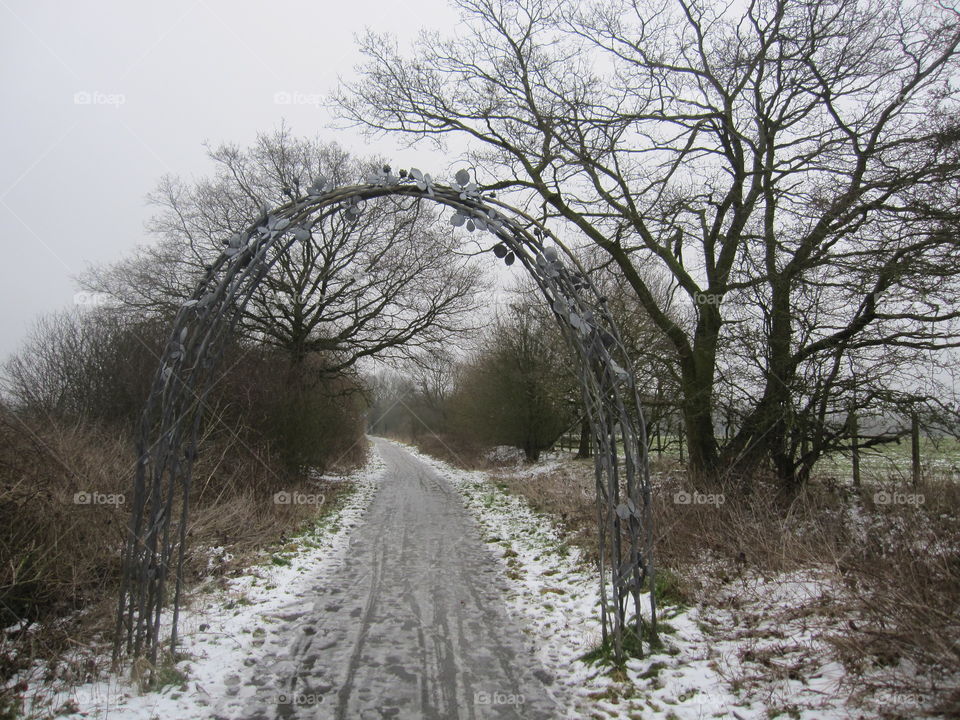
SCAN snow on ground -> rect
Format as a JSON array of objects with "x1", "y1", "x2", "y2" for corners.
[
  {"x1": 21, "y1": 447, "x2": 385, "y2": 720},
  {"x1": 645, "y1": 566, "x2": 854, "y2": 720},
  {"x1": 14, "y1": 438, "x2": 937, "y2": 719},
  {"x1": 399, "y1": 441, "x2": 890, "y2": 720},
  {"x1": 481, "y1": 444, "x2": 566, "y2": 473},
  {"x1": 695, "y1": 563, "x2": 953, "y2": 719}
]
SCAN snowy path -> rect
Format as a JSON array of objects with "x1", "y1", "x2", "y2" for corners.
[{"x1": 213, "y1": 438, "x2": 564, "y2": 720}]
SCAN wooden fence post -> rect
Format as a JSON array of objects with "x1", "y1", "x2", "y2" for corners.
[
  {"x1": 849, "y1": 406, "x2": 860, "y2": 489},
  {"x1": 911, "y1": 411, "x2": 922, "y2": 486},
  {"x1": 677, "y1": 421, "x2": 685, "y2": 464}
]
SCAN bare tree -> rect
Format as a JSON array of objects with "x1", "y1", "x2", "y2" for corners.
[
  {"x1": 82, "y1": 126, "x2": 485, "y2": 373},
  {"x1": 336, "y1": 0, "x2": 960, "y2": 485},
  {"x1": 450, "y1": 297, "x2": 576, "y2": 461},
  {"x1": 587, "y1": 253, "x2": 686, "y2": 457}
]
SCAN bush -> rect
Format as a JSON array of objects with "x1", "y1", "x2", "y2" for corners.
[
  {"x1": 0, "y1": 311, "x2": 370, "y2": 701},
  {"x1": 208, "y1": 345, "x2": 368, "y2": 474},
  {"x1": 445, "y1": 302, "x2": 576, "y2": 461},
  {"x1": 3, "y1": 310, "x2": 166, "y2": 426},
  {"x1": 0, "y1": 408, "x2": 130, "y2": 626}
]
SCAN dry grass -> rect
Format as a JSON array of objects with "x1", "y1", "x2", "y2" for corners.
[
  {"x1": 491, "y1": 456, "x2": 601, "y2": 561},
  {"x1": 488, "y1": 451, "x2": 960, "y2": 716},
  {"x1": 390, "y1": 431, "x2": 489, "y2": 469},
  {"x1": 0, "y1": 407, "x2": 365, "y2": 715}
]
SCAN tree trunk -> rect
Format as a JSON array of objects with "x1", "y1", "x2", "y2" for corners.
[
  {"x1": 576, "y1": 418, "x2": 592, "y2": 459},
  {"x1": 723, "y1": 274, "x2": 798, "y2": 488},
  {"x1": 849, "y1": 407, "x2": 861, "y2": 489},
  {"x1": 524, "y1": 440, "x2": 540, "y2": 463},
  {"x1": 678, "y1": 310, "x2": 721, "y2": 485}
]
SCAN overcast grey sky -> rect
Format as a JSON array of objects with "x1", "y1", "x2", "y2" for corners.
[{"x1": 0, "y1": 0, "x2": 465, "y2": 362}]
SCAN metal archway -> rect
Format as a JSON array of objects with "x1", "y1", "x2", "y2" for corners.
[{"x1": 113, "y1": 166, "x2": 657, "y2": 669}]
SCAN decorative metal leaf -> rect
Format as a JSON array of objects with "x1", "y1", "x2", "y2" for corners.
[
  {"x1": 610, "y1": 360, "x2": 629, "y2": 379},
  {"x1": 493, "y1": 243, "x2": 508, "y2": 258},
  {"x1": 455, "y1": 169, "x2": 471, "y2": 185},
  {"x1": 451, "y1": 212, "x2": 466, "y2": 227},
  {"x1": 504, "y1": 251, "x2": 515, "y2": 266}
]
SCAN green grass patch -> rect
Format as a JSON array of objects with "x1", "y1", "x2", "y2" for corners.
[
  {"x1": 643, "y1": 568, "x2": 689, "y2": 608},
  {"x1": 580, "y1": 622, "x2": 663, "y2": 668}
]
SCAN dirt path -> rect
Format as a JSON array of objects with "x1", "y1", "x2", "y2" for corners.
[{"x1": 214, "y1": 438, "x2": 565, "y2": 719}]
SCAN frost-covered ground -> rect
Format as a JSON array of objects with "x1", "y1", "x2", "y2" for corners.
[
  {"x1": 13, "y1": 449, "x2": 385, "y2": 720},
  {"x1": 403, "y1": 443, "x2": 753, "y2": 719}
]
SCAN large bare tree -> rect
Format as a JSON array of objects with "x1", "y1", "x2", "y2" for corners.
[
  {"x1": 83, "y1": 126, "x2": 485, "y2": 374},
  {"x1": 336, "y1": 0, "x2": 960, "y2": 485}
]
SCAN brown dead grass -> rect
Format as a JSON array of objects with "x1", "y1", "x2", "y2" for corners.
[
  {"x1": 0, "y1": 407, "x2": 364, "y2": 712},
  {"x1": 388, "y1": 431, "x2": 489, "y2": 469}
]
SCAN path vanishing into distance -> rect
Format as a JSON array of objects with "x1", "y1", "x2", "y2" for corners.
[{"x1": 214, "y1": 438, "x2": 565, "y2": 720}]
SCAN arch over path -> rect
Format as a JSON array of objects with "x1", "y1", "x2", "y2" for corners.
[{"x1": 113, "y1": 166, "x2": 657, "y2": 669}]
